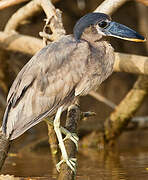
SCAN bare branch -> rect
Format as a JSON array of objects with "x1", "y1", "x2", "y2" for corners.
[
  {"x1": 40, "y1": 0, "x2": 56, "y2": 19},
  {"x1": 114, "y1": 52, "x2": 148, "y2": 75},
  {"x1": 45, "y1": 118, "x2": 60, "y2": 169},
  {"x1": 0, "y1": 31, "x2": 43, "y2": 54},
  {"x1": 58, "y1": 105, "x2": 80, "y2": 179},
  {"x1": 104, "y1": 75, "x2": 148, "y2": 145},
  {"x1": 0, "y1": 31, "x2": 148, "y2": 77},
  {"x1": 39, "y1": 0, "x2": 65, "y2": 43},
  {"x1": 4, "y1": 0, "x2": 65, "y2": 41},
  {"x1": 136, "y1": 3, "x2": 148, "y2": 51},
  {"x1": 0, "y1": 0, "x2": 29, "y2": 10},
  {"x1": 0, "y1": 31, "x2": 148, "y2": 76},
  {"x1": 135, "y1": 0, "x2": 148, "y2": 6},
  {"x1": 89, "y1": 91, "x2": 116, "y2": 109},
  {"x1": 131, "y1": 116, "x2": 148, "y2": 128},
  {"x1": 95, "y1": 0, "x2": 129, "y2": 15},
  {"x1": 4, "y1": 0, "x2": 42, "y2": 32},
  {"x1": 0, "y1": 130, "x2": 10, "y2": 171}
]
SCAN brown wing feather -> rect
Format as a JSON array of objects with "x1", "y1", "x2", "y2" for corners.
[{"x1": 2, "y1": 35, "x2": 90, "y2": 140}]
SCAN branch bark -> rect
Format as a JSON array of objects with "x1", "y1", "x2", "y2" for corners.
[
  {"x1": 89, "y1": 91, "x2": 116, "y2": 109},
  {"x1": 95, "y1": 0, "x2": 129, "y2": 15},
  {"x1": 114, "y1": 52, "x2": 148, "y2": 75},
  {"x1": 0, "y1": 0, "x2": 29, "y2": 10},
  {"x1": 58, "y1": 105, "x2": 80, "y2": 180},
  {"x1": 135, "y1": 0, "x2": 148, "y2": 6},
  {"x1": 104, "y1": 75, "x2": 148, "y2": 145},
  {"x1": 0, "y1": 31, "x2": 43, "y2": 54},
  {"x1": 0, "y1": 31, "x2": 147, "y2": 76},
  {"x1": 4, "y1": 0, "x2": 42, "y2": 32},
  {"x1": 93, "y1": 0, "x2": 148, "y2": 147},
  {"x1": 45, "y1": 118, "x2": 60, "y2": 170},
  {"x1": 0, "y1": 130, "x2": 10, "y2": 171},
  {"x1": 0, "y1": 0, "x2": 61, "y2": 11}
]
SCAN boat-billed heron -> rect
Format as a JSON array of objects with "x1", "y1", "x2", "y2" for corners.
[{"x1": 2, "y1": 12, "x2": 145, "y2": 172}]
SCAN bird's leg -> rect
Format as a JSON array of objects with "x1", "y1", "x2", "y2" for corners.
[
  {"x1": 54, "y1": 107, "x2": 76, "y2": 173},
  {"x1": 45, "y1": 118, "x2": 79, "y2": 150},
  {"x1": 63, "y1": 104, "x2": 80, "y2": 151},
  {"x1": 63, "y1": 131, "x2": 79, "y2": 150}
]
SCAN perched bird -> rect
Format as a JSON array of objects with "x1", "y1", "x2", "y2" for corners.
[{"x1": 2, "y1": 12, "x2": 145, "y2": 172}]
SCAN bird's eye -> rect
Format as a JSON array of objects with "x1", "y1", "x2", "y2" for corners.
[{"x1": 98, "y1": 21, "x2": 108, "y2": 28}]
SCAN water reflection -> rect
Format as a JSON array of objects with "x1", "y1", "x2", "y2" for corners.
[{"x1": 1, "y1": 129, "x2": 148, "y2": 179}]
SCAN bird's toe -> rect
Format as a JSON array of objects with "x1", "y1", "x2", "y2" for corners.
[{"x1": 63, "y1": 132, "x2": 79, "y2": 150}]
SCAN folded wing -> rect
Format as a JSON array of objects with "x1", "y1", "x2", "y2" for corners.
[{"x1": 2, "y1": 35, "x2": 90, "y2": 140}]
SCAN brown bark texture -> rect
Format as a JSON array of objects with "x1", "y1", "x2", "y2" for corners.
[
  {"x1": 0, "y1": 131, "x2": 10, "y2": 171},
  {"x1": 58, "y1": 105, "x2": 80, "y2": 180},
  {"x1": 104, "y1": 75, "x2": 148, "y2": 145}
]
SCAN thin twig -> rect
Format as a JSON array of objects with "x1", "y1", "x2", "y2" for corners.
[
  {"x1": 89, "y1": 91, "x2": 116, "y2": 109},
  {"x1": 131, "y1": 116, "x2": 148, "y2": 128}
]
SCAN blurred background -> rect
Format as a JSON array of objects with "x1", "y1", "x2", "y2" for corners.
[{"x1": 0, "y1": 0, "x2": 148, "y2": 179}]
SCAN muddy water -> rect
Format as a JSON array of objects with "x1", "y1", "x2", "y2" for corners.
[{"x1": 1, "y1": 126, "x2": 148, "y2": 180}]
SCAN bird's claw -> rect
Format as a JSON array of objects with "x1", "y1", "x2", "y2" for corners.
[
  {"x1": 63, "y1": 132, "x2": 79, "y2": 150},
  {"x1": 56, "y1": 158, "x2": 77, "y2": 173}
]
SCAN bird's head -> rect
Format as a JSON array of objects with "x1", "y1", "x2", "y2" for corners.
[{"x1": 73, "y1": 12, "x2": 146, "y2": 42}]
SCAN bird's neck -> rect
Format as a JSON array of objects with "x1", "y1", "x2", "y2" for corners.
[{"x1": 81, "y1": 26, "x2": 103, "y2": 43}]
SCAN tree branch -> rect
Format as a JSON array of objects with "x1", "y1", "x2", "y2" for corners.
[
  {"x1": 0, "y1": 0, "x2": 29, "y2": 10},
  {"x1": 104, "y1": 75, "x2": 148, "y2": 145},
  {"x1": 135, "y1": 0, "x2": 148, "y2": 6},
  {"x1": 89, "y1": 91, "x2": 116, "y2": 109},
  {"x1": 114, "y1": 52, "x2": 148, "y2": 75},
  {"x1": 0, "y1": 130, "x2": 10, "y2": 171},
  {"x1": 58, "y1": 105, "x2": 80, "y2": 180},
  {"x1": 95, "y1": 0, "x2": 129, "y2": 15},
  {"x1": 0, "y1": 32, "x2": 147, "y2": 76},
  {"x1": 4, "y1": 0, "x2": 42, "y2": 32},
  {"x1": 45, "y1": 118, "x2": 60, "y2": 170},
  {"x1": 39, "y1": 0, "x2": 65, "y2": 44},
  {"x1": 0, "y1": 31, "x2": 43, "y2": 54}
]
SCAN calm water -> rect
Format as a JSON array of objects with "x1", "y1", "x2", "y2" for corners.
[{"x1": 1, "y1": 126, "x2": 148, "y2": 180}]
